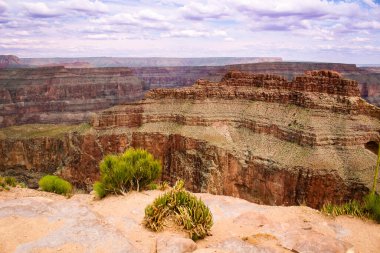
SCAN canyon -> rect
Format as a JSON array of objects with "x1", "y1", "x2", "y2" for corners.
[
  {"x1": 0, "y1": 61, "x2": 379, "y2": 128},
  {"x1": 1, "y1": 70, "x2": 379, "y2": 209}
]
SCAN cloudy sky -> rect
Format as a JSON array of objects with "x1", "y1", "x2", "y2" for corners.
[{"x1": 0, "y1": 0, "x2": 379, "y2": 63}]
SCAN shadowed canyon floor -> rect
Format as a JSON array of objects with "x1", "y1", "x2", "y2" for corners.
[{"x1": 0, "y1": 188, "x2": 379, "y2": 253}]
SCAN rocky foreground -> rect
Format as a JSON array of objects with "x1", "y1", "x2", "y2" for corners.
[{"x1": 0, "y1": 187, "x2": 379, "y2": 253}]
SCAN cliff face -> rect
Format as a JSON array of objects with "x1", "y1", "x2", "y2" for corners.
[
  {"x1": 0, "y1": 67, "x2": 144, "y2": 127},
  {"x1": 131, "y1": 63, "x2": 379, "y2": 107},
  {"x1": 1, "y1": 71, "x2": 379, "y2": 209},
  {"x1": 93, "y1": 71, "x2": 378, "y2": 208}
]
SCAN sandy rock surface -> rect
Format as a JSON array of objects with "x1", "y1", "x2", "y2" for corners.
[{"x1": 0, "y1": 188, "x2": 379, "y2": 253}]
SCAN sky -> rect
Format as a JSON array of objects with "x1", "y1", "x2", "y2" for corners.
[{"x1": 0, "y1": 0, "x2": 380, "y2": 63}]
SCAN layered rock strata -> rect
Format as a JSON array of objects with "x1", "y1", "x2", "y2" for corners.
[
  {"x1": 0, "y1": 62, "x2": 378, "y2": 128},
  {"x1": 0, "y1": 67, "x2": 144, "y2": 127},
  {"x1": 1, "y1": 71, "x2": 379, "y2": 209},
  {"x1": 92, "y1": 71, "x2": 380, "y2": 208}
]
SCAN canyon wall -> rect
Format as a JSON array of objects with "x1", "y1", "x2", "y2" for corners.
[
  {"x1": 131, "y1": 63, "x2": 379, "y2": 106},
  {"x1": 2, "y1": 71, "x2": 378, "y2": 209},
  {"x1": 0, "y1": 67, "x2": 144, "y2": 127},
  {"x1": 92, "y1": 71, "x2": 380, "y2": 208},
  {"x1": 0, "y1": 62, "x2": 378, "y2": 128}
]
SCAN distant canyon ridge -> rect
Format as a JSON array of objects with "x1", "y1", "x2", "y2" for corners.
[{"x1": 0, "y1": 55, "x2": 379, "y2": 127}]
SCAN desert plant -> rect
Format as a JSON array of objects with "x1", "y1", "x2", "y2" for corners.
[
  {"x1": 93, "y1": 148, "x2": 161, "y2": 198},
  {"x1": 158, "y1": 181, "x2": 170, "y2": 191},
  {"x1": 38, "y1": 175, "x2": 72, "y2": 196},
  {"x1": 93, "y1": 181, "x2": 106, "y2": 198},
  {"x1": 364, "y1": 192, "x2": 380, "y2": 222},
  {"x1": 144, "y1": 179, "x2": 213, "y2": 241},
  {"x1": 321, "y1": 200, "x2": 365, "y2": 218},
  {"x1": 0, "y1": 176, "x2": 24, "y2": 190},
  {"x1": 4, "y1": 177, "x2": 17, "y2": 187},
  {"x1": 147, "y1": 182, "x2": 158, "y2": 190}
]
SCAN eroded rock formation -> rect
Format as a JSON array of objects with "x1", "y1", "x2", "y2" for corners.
[
  {"x1": 1, "y1": 71, "x2": 379, "y2": 209},
  {"x1": 0, "y1": 67, "x2": 144, "y2": 127},
  {"x1": 90, "y1": 70, "x2": 380, "y2": 208}
]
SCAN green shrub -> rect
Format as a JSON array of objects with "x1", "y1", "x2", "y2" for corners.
[
  {"x1": 144, "y1": 180, "x2": 213, "y2": 241},
  {"x1": 93, "y1": 181, "x2": 106, "y2": 199},
  {"x1": 0, "y1": 176, "x2": 23, "y2": 190},
  {"x1": 148, "y1": 183, "x2": 158, "y2": 190},
  {"x1": 38, "y1": 175, "x2": 72, "y2": 196},
  {"x1": 4, "y1": 177, "x2": 17, "y2": 187},
  {"x1": 364, "y1": 192, "x2": 380, "y2": 222},
  {"x1": 93, "y1": 148, "x2": 161, "y2": 198}
]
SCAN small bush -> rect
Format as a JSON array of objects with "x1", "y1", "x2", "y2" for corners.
[
  {"x1": 147, "y1": 183, "x2": 158, "y2": 190},
  {"x1": 0, "y1": 176, "x2": 23, "y2": 190},
  {"x1": 364, "y1": 192, "x2": 380, "y2": 222},
  {"x1": 4, "y1": 177, "x2": 17, "y2": 187},
  {"x1": 144, "y1": 180, "x2": 213, "y2": 241},
  {"x1": 38, "y1": 175, "x2": 72, "y2": 196},
  {"x1": 93, "y1": 181, "x2": 106, "y2": 199},
  {"x1": 93, "y1": 148, "x2": 161, "y2": 198}
]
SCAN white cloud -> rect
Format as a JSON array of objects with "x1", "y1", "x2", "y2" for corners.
[
  {"x1": 1, "y1": 0, "x2": 380, "y2": 63},
  {"x1": 61, "y1": 0, "x2": 108, "y2": 14},
  {"x1": 161, "y1": 29, "x2": 227, "y2": 38},
  {"x1": 352, "y1": 37, "x2": 370, "y2": 42},
  {"x1": 24, "y1": 2, "x2": 62, "y2": 18},
  {"x1": 180, "y1": 2, "x2": 229, "y2": 20},
  {"x1": 94, "y1": 10, "x2": 173, "y2": 30}
]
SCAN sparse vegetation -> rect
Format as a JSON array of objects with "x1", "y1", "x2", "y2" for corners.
[
  {"x1": 144, "y1": 180, "x2": 213, "y2": 241},
  {"x1": 364, "y1": 192, "x2": 380, "y2": 222},
  {"x1": 93, "y1": 148, "x2": 161, "y2": 198},
  {"x1": 38, "y1": 175, "x2": 73, "y2": 196},
  {"x1": 0, "y1": 176, "x2": 24, "y2": 191},
  {"x1": 321, "y1": 200, "x2": 365, "y2": 218},
  {"x1": 322, "y1": 142, "x2": 380, "y2": 223}
]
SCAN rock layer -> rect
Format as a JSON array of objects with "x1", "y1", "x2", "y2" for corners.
[
  {"x1": 0, "y1": 62, "x2": 379, "y2": 128},
  {"x1": 92, "y1": 71, "x2": 379, "y2": 208},
  {"x1": 0, "y1": 67, "x2": 144, "y2": 127},
  {"x1": 1, "y1": 71, "x2": 379, "y2": 209}
]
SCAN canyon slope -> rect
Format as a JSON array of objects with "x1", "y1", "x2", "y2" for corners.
[
  {"x1": 1, "y1": 71, "x2": 379, "y2": 209},
  {"x1": 0, "y1": 67, "x2": 144, "y2": 127}
]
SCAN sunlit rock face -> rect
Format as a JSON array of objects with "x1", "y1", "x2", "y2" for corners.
[
  {"x1": 1, "y1": 70, "x2": 379, "y2": 208},
  {"x1": 92, "y1": 70, "x2": 380, "y2": 208}
]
